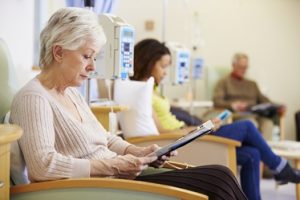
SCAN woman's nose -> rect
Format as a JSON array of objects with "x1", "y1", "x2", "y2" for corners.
[{"x1": 87, "y1": 59, "x2": 96, "y2": 72}]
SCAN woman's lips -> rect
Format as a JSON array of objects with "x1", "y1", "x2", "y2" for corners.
[{"x1": 80, "y1": 75, "x2": 88, "y2": 79}]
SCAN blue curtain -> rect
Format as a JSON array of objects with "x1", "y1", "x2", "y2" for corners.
[{"x1": 65, "y1": 0, "x2": 118, "y2": 14}]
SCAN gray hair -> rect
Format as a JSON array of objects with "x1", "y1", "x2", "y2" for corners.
[
  {"x1": 232, "y1": 52, "x2": 248, "y2": 65},
  {"x1": 39, "y1": 7, "x2": 106, "y2": 68}
]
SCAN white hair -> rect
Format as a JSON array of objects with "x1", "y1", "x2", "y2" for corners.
[
  {"x1": 39, "y1": 7, "x2": 106, "y2": 68},
  {"x1": 232, "y1": 52, "x2": 248, "y2": 65}
]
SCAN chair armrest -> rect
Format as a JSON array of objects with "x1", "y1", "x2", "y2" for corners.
[
  {"x1": 127, "y1": 133, "x2": 241, "y2": 147},
  {"x1": 90, "y1": 105, "x2": 129, "y2": 130},
  {"x1": 90, "y1": 105, "x2": 129, "y2": 113},
  {"x1": 11, "y1": 178, "x2": 208, "y2": 200}
]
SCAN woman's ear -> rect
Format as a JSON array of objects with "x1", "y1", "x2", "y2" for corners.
[{"x1": 52, "y1": 45, "x2": 63, "y2": 63}]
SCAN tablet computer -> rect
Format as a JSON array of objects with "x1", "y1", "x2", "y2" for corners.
[{"x1": 154, "y1": 120, "x2": 214, "y2": 158}]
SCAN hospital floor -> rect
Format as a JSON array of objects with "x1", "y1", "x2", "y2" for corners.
[{"x1": 261, "y1": 178, "x2": 296, "y2": 199}]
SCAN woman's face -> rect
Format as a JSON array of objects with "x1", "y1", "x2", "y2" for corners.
[
  {"x1": 59, "y1": 40, "x2": 99, "y2": 87},
  {"x1": 150, "y1": 54, "x2": 171, "y2": 85}
]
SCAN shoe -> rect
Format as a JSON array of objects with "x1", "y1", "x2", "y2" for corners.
[
  {"x1": 274, "y1": 163, "x2": 300, "y2": 185},
  {"x1": 262, "y1": 167, "x2": 274, "y2": 179}
]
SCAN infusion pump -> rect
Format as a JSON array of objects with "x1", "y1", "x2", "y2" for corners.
[
  {"x1": 166, "y1": 42, "x2": 191, "y2": 84},
  {"x1": 96, "y1": 14, "x2": 135, "y2": 80}
]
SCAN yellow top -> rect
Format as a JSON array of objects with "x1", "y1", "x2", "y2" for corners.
[{"x1": 152, "y1": 87, "x2": 184, "y2": 131}]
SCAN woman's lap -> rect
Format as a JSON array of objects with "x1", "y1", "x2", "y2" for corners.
[{"x1": 136, "y1": 165, "x2": 247, "y2": 200}]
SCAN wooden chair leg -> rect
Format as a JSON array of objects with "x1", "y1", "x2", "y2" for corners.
[
  {"x1": 260, "y1": 162, "x2": 264, "y2": 179},
  {"x1": 295, "y1": 160, "x2": 300, "y2": 200},
  {"x1": 279, "y1": 116, "x2": 285, "y2": 141}
]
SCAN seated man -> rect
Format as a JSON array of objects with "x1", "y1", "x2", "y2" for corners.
[{"x1": 213, "y1": 52, "x2": 285, "y2": 140}]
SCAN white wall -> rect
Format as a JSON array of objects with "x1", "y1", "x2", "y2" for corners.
[
  {"x1": 0, "y1": 0, "x2": 66, "y2": 86},
  {"x1": 0, "y1": 0, "x2": 35, "y2": 86},
  {"x1": 115, "y1": 0, "x2": 300, "y2": 139}
]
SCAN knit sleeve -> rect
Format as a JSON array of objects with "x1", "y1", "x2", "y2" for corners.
[
  {"x1": 213, "y1": 79, "x2": 232, "y2": 109},
  {"x1": 10, "y1": 94, "x2": 90, "y2": 182},
  {"x1": 106, "y1": 132, "x2": 131, "y2": 155},
  {"x1": 254, "y1": 82, "x2": 271, "y2": 104}
]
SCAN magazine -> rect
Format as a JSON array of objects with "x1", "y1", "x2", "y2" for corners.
[{"x1": 250, "y1": 103, "x2": 280, "y2": 118}]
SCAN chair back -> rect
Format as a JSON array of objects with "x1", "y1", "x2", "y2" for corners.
[
  {"x1": 205, "y1": 65, "x2": 231, "y2": 100},
  {"x1": 0, "y1": 38, "x2": 20, "y2": 122},
  {"x1": 0, "y1": 38, "x2": 29, "y2": 185}
]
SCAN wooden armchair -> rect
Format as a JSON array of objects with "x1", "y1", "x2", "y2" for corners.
[
  {"x1": 10, "y1": 178, "x2": 207, "y2": 200},
  {"x1": 127, "y1": 130, "x2": 241, "y2": 176}
]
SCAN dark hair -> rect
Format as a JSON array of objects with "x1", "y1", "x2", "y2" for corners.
[{"x1": 131, "y1": 38, "x2": 170, "y2": 81}]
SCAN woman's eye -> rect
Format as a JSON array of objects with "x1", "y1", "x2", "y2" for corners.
[
  {"x1": 83, "y1": 55, "x2": 96, "y2": 62},
  {"x1": 83, "y1": 55, "x2": 90, "y2": 59}
]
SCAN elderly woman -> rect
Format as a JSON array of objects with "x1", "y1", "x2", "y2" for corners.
[
  {"x1": 10, "y1": 8, "x2": 246, "y2": 200},
  {"x1": 131, "y1": 38, "x2": 300, "y2": 200}
]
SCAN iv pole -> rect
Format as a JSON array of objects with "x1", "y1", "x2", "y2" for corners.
[
  {"x1": 160, "y1": 0, "x2": 168, "y2": 96},
  {"x1": 84, "y1": 0, "x2": 95, "y2": 105}
]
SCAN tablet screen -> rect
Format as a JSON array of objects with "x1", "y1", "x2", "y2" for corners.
[{"x1": 154, "y1": 120, "x2": 214, "y2": 158}]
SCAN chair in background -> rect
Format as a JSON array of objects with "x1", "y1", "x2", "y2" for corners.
[
  {"x1": 0, "y1": 38, "x2": 208, "y2": 200},
  {"x1": 202, "y1": 66, "x2": 233, "y2": 121},
  {"x1": 205, "y1": 65, "x2": 231, "y2": 101}
]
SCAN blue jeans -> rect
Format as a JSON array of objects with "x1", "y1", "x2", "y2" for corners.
[{"x1": 214, "y1": 120, "x2": 282, "y2": 200}]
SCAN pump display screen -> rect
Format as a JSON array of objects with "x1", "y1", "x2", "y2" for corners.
[
  {"x1": 123, "y1": 30, "x2": 133, "y2": 37},
  {"x1": 123, "y1": 42, "x2": 130, "y2": 51}
]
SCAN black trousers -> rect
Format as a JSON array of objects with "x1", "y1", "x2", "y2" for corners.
[
  {"x1": 170, "y1": 106, "x2": 202, "y2": 126},
  {"x1": 136, "y1": 165, "x2": 247, "y2": 200}
]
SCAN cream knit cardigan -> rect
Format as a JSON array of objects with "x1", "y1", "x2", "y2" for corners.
[{"x1": 10, "y1": 78, "x2": 131, "y2": 182}]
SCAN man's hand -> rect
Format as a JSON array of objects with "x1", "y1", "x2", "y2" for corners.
[
  {"x1": 231, "y1": 101, "x2": 248, "y2": 112},
  {"x1": 278, "y1": 105, "x2": 287, "y2": 116}
]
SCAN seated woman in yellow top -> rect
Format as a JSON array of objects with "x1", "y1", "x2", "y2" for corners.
[
  {"x1": 131, "y1": 38, "x2": 300, "y2": 200},
  {"x1": 152, "y1": 86, "x2": 185, "y2": 131}
]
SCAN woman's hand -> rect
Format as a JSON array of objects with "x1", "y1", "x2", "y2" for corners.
[
  {"x1": 125, "y1": 144, "x2": 178, "y2": 168},
  {"x1": 149, "y1": 150, "x2": 178, "y2": 168},
  {"x1": 113, "y1": 154, "x2": 157, "y2": 179},
  {"x1": 91, "y1": 154, "x2": 157, "y2": 179},
  {"x1": 211, "y1": 118, "x2": 222, "y2": 131},
  {"x1": 125, "y1": 144, "x2": 160, "y2": 157}
]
